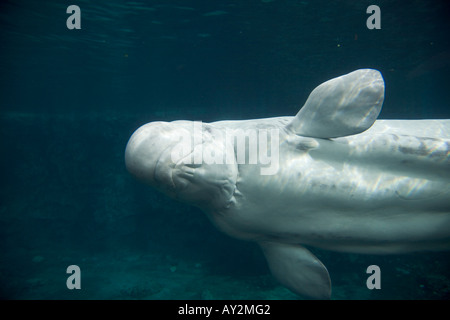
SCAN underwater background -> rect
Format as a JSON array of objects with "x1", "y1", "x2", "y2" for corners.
[{"x1": 1, "y1": 0, "x2": 449, "y2": 300}]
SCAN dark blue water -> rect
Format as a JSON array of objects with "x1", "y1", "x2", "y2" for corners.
[{"x1": 0, "y1": 0, "x2": 449, "y2": 300}]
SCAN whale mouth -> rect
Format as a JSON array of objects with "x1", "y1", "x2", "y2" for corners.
[
  {"x1": 154, "y1": 143, "x2": 202, "y2": 194},
  {"x1": 171, "y1": 148, "x2": 206, "y2": 194},
  {"x1": 153, "y1": 145, "x2": 178, "y2": 192}
]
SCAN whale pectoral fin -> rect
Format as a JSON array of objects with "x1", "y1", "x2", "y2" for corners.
[
  {"x1": 287, "y1": 69, "x2": 385, "y2": 139},
  {"x1": 259, "y1": 242, "x2": 331, "y2": 299}
]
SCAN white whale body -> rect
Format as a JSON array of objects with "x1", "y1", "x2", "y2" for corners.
[{"x1": 125, "y1": 69, "x2": 450, "y2": 299}]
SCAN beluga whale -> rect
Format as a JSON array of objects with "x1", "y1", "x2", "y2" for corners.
[{"x1": 125, "y1": 69, "x2": 450, "y2": 299}]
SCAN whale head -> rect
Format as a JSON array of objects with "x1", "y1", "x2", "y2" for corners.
[{"x1": 125, "y1": 121, "x2": 238, "y2": 210}]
